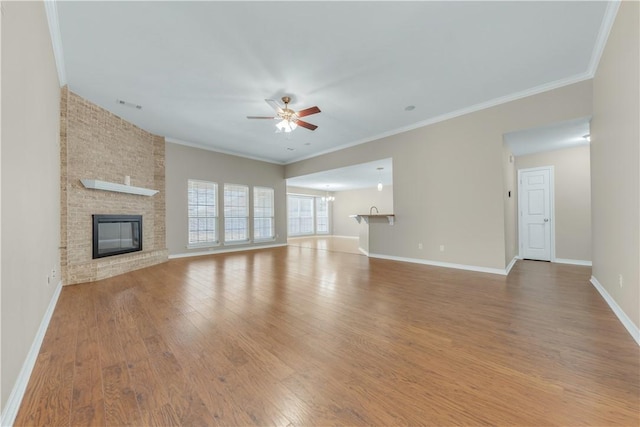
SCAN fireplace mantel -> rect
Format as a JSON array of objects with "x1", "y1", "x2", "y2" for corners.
[{"x1": 80, "y1": 179, "x2": 158, "y2": 196}]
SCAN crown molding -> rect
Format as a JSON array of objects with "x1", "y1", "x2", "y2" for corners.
[
  {"x1": 587, "y1": 0, "x2": 621, "y2": 77},
  {"x1": 286, "y1": 71, "x2": 593, "y2": 165},
  {"x1": 285, "y1": 2, "x2": 621, "y2": 165},
  {"x1": 46, "y1": 0, "x2": 619, "y2": 166},
  {"x1": 165, "y1": 137, "x2": 284, "y2": 165},
  {"x1": 43, "y1": 0, "x2": 67, "y2": 86}
]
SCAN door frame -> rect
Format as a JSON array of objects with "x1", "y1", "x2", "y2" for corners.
[{"x1": 517, "y1": 166, "x2": 555, "y2": 261}]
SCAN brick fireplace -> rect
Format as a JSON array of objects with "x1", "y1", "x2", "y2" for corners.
[{"x1": 60, "y1": 88, "x2": 168, "y2": 285}]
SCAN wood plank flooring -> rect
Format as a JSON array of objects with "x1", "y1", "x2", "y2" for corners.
[
  {"x1": 14, "y1": 246, "x2": 640, "y2": 426},
  {"x1": 288, "y1": 236, "x2": 361, "y2": 255}
]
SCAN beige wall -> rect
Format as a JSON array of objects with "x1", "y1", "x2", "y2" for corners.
[
  {"x1": 287, "y1": 186, "x2": 328, "y2": 198},
  {"x1": 591, "y1": 1, "x2": 639, "y2": 330},
  {"x1": 502, "y1": 146, "x2": 518, "y2": 265},
  {"x1": 332, "y1": 186, "x2": 394, "y2": 237},
  {"x1": 1, "y1": 1, "x2": 61, "y2": 411},
  {"x1": 286, "y1": 81, "x2": 592, "y2": 270},
  {"x1": 166, "y1": 143, "x2": 287, "y2": 255},
  {"x1": 516, "y1": 145, "x2": 592, "y2": 262},
  {"x1": 61, "y1": 89, "x2": 168, "y2": 285}
]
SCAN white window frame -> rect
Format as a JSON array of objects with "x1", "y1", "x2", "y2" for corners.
[
  {"x1": 254, "y1": 187, "x2": 275, "y2": 241},
  {"x1": 288, "y1": 194, "x2": 315, "y2": 236},
  {"x1": 187, "y1": 179, "x2": 218, "y2": 248},
  {"x1": 315, "y1": 196, "x2": 330, "y2": 235},
  {"x1": 224, "y1": 183, "x2": 250, "y2": 244},
  {"x1": 287, "y1": 194, "x2": 332, "y2": 236}
]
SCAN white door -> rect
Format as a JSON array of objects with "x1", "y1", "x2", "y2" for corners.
[{"x1": 519, "y1": 167, "x2": 553, "y2": 261}]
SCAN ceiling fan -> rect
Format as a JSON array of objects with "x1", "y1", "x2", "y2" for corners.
[{"x1": 247, "y1": 96, "x2": 321, "y2": 132}]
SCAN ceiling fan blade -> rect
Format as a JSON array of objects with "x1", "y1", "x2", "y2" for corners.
[
  {"x1": 297, "y1": 106, "x2": 321, "y2": 118},
  {"x1": 295, "y1": 119, "x2": 318, "y2": 131},
  {"x1": 265, "y1": 99, "x2": 283, "y2": 114},
  {"x1": 247, "y1": 116, "x2": 276, "y2": 119}
]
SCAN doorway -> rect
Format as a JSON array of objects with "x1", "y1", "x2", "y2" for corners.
[{"x1": 518, "y1": 166, "x2": 555, "y2": 261}]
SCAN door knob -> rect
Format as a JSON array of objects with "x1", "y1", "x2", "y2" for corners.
[{"x1": 544, "y1": 218, "x2": 549, "y2": 222}]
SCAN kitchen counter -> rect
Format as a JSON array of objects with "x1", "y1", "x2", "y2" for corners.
[{"x1": 349, "y1": 214, "x2": 395, "y2": 225}]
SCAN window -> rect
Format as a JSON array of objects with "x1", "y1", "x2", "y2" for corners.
[
  {"x1": 288, "y1": 195, "x2": 315, "y2": 236},
  {"x1": 315, "y1": 197, "x2": 329, "y2": 234},
  {"x1": 254, "y1": 187, "x2": 275, "y2": 240},
  {"x1": 188, "y1": 180, "x2": 218, "y2": 246},
  {"x1": 224, "y1": 184, "x2": 249, "y2": 243}
]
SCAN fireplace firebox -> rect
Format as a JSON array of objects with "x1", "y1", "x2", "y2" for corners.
[{"x1": 92, "y1": 214, "x2": 142, "y2": 259}]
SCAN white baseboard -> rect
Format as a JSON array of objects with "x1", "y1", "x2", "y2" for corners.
[
  {"x1": 505, "y1": 256, "x2": 519, "y2": 275},
  {"x1": 590, "y1": 276, "x2": 640, "y2": 346},
  {"x1": 169, "y1": 243, "x2": 287, "y2": 259},
  {"x1": 368, "y1": 253, "x2": 508, "y2": 276},
  {"x1": 1, "y1": 280, "x2": 63, "y2": 426},
  {"x1": 289, "y1": 235, "x2": 357, "y2": 240},
  {"x1": 555, "y1": 258, "x2": 592, "y2": 266},
  {"x1": 358, "y1": 247, "x2": 369, "y2": 256}
]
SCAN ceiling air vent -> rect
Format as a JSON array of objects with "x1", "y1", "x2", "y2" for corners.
[{"x1": 116, "y1": 99, "x2": 142, "y2": 110}]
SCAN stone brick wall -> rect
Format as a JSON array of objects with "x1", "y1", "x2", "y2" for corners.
[{"x1": 60, "y1": 88, "x2": 167, "y2": 284}]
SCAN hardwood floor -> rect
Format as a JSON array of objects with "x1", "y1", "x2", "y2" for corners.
[
  {"x1": 288, "y1": 235, "x2": 362, "y2": 255},
  {"x1": 14, "y1": 247, "x2": 639, "y2": 426}
]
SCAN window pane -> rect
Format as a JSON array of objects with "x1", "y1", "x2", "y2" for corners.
[
  {"x1": 254, "y1": 187, "x2": 275, "y2": 240},
  {"x1": 315, "y1": 196, "x2": 329, "y2": 234},
  {"x1": 287, "y1": 195, "x2": 315, "y2": 236},
  {"x1": 188, "y1": 180, "x2": 218, "y2": 244},
  {"x1": 224, "y1": 184, "x2": 250, "y2": 242}
]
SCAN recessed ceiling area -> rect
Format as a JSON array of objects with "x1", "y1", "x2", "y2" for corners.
[
  {"x1": 505, "y1": 117, "x2": 591, "y2": 157},
  {"x1": 287, "y1": 159, "x2": 393, "y2": 192},
  {"x1": 53, "y1": 1, "x2": 611, "y2": 164}
]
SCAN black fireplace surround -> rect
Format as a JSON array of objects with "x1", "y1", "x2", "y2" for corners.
[{"x1": 92, "y1": 214, "x2": 142, "y2": 259}]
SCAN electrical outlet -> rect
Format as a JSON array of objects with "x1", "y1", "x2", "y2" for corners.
[
  {"x1": 439, "y1": 245, "x2": 445, "y2": 252},
  {"x1": 619, "y1": 274, "x2": 624, "y2": 288},
  {"x1": 418, "y1": 243, "x2": 423, "y2": 250}
]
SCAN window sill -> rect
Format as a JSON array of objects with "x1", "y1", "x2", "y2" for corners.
[
  {"x1": 186, "y1": 242, "x2": 220, "y2": 249},
  {"x1": 223, "y1": 239, "x2": 251, "y2": 246},
  {"x1": 254, "y1": 238, "x2": 276, "y2": 243}
]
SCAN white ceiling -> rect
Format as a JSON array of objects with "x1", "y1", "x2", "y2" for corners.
[
  {"x1": 287, "y1": 158, "x2": 393, "y2": 192},
  {"x1": 55, "y1": 1, "x2": 611, "y2": 164},
  {"x1": 505, "y1": 117, "x2": 591, "y2": 157}
]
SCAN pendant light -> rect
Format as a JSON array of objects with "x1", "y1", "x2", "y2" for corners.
[
  {"x1": 377, "y1": 167, "x2": 384, "y2": 191},
  {"x1": 322, "y1": 185, "x2": 335, "y2": 202}
]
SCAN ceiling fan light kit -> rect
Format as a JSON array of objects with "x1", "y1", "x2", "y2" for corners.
[
  {"x1": 247, "y1": 96, "x2": 320, "y2": 133},
  {"x1": 276, "y1": 119, "x2": 297, "y2": 133}
]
